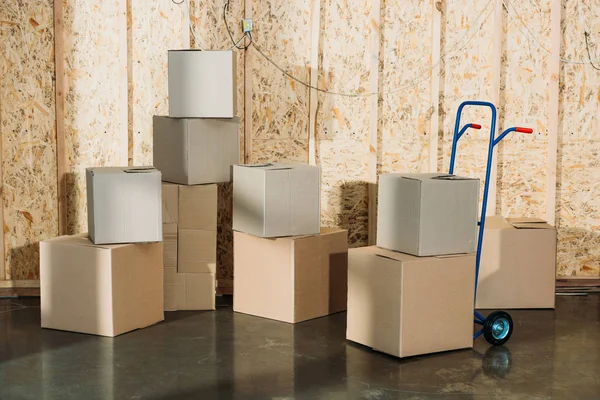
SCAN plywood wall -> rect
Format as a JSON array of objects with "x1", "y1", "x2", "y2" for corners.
[
  {"x1": 0, "y1": 0, "x2": 58, "y2": 280},
  {"x1": 2, "y1": 0, "x2": 600, "y2": 281}
]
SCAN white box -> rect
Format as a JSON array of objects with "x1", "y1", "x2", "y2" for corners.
[
  {"x1": 233, "y1": 163, "x2": 321, "y2": 238},
  {"x1": 153, "y1": 116, "x2": 240, "y2": 185},
  {"x1": 168, "y1": 50, "x2": 237, "y2": 118},
  {"x1": 377, "y1": 173, "x2": 479, "y2": 256},
  {"x1": 86, "y1": 167, "x2": 162, "y2": 244}
]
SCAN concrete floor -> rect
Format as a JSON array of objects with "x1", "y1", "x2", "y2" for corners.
[{"x1": 0, "y1": 295, "x2": 599, "y2": 400}]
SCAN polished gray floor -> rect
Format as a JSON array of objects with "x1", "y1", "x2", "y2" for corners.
[{"x1": 0, "y1": 295, "x2": 599, "y2": 400}]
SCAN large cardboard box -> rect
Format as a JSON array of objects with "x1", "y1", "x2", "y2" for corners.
[
  {"x1": 164, "y1": 267, "x2": 216, "y2": 311},
  {"x1": 477, "y1": 216, "x2": 557, "y2": 309},
  {"x1": 233, "y1": 163, "x2": 320, "y2": 238},
  {"x1": 153, "y1": 116, "x2": 240, "y2": 185},
  {"x1": 87, "y1": 167, "x2": 162, "y2": 244},
  {"x1": 40, "y1": 235, "x2": 164, "y2": 337},
  {"x1": 234, "y1": 228, "x2": 348, "y2": 323},
  {"x1": 377, "y1": 173, "x2": 479, "y2": 256},
  {"x1": 347, "y1": 246, "x2": 475, "y2": 358},
  {"x1": 168, "y1": 50, "x2": 237, "y2": 118}
]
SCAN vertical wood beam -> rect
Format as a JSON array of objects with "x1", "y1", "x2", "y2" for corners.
[
  {"x1": 488, "y1": 0, "x2": 503, "y2": 216},
  {"x1": 429, "y1": 0, "x2": 442, "y2": 173},
  {"x1": 367, "y1": 0, "x2": 381, "y2": 245},
  {"x1": 244, "y1": 0, "x2": 253, "y2": 164},
  {"x1": 54, "y1": 0, "x2": 68, "y2": 236},
  {"x1": 547, "y1": 0, "x2": 561, "y2": 225},
  {"x1": 308, "y1": 0, "x2": 321, "y2": 166}
]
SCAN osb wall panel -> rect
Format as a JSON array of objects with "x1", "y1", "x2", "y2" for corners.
[
  {"x1": 63, "y1": 0, "x2": 128, "y2": 234},
  {"x1": 378, "y1": 0, "x2": 431, "y2": 175},
  {"x1": 0, "y1": 1, "x2": 58, "y2": 279},
  {"x1": 315, "y1": 0, "x2": 376, "y2": 246},
  {"x1": 497, "y1": 0, "x2": 550, "y2": 219},
  {"x1": 250, "y1": 0, "x2": 311, "y2": 164},
  {"x1": 439, "y1": 0, "x2": 495, "y2": 200},
  {"x1": 130, "y1": 0, "x2": 185, "y2": 165},
  {"x1": 189, "y1": 0, "x2": 245, "y2": 160},
  {"x1": 556, "y1": 1, "x2": 600, "y2": 277},
  {"x1": 217, "y1": 182, "x2": 233, "y2": 286}
]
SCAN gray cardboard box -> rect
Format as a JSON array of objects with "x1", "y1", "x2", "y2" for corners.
[
  {"x1": 233, "y1": 163, "x2": 321, "y2": 238},
  {"x1": 376, "y1": 173, "x2": 479, "y2": 256},
  {"x1": 86, "y1": 167, "x2": 162, "y2": 244},
  {"x1": 153, "y1": 116, "x2": 240, "y2": 185},
  {"x1": 168, "y1": 50, "x2": 237, "y2": 118}
]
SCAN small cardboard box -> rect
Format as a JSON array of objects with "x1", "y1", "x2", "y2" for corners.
[
  {"x1": 164, "y1": 267, "x2": 216, "y2": 311},
  {"x1": 168, "y1": 50, "x2": 237, "y2": 118},
  {"x1": 233, "y1": 163, "x2": 320, "y2": 238},
  {"x1": 347, "y1": 246, "x2": 475, "y2": 358},
  {"x1": 233, "y1": 228, "x2": 348, "y2": 323},
  {"x1": 377, "y1": 173, "x2": 479, "y2": 256},
  {"x1": 477, "y1": 216, "x2": 557, "y2": 309},
  {"x1": 87, "y1": 167, "x2": 162, "y2": 244},
  {"x1": 153, "y1": 116, "x2": 240, "y2": 185},
  {"x1": 40, "y1": 235, "x2": 164, "y2": 337}
]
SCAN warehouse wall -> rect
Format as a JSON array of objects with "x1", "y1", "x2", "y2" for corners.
[{"x1": 0, "y1": 0, "x2": 599, "y2": 283}]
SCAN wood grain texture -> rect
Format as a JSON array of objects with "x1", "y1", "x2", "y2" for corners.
[{"x1": 0, "y1": 0, "x2": 58, "y2": 280}]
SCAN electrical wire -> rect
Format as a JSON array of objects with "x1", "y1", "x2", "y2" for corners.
[
  {"x1": 250, "y1": 0, "x2": 494, "y2": 97},
  {"x1": 584, "y1": 32, "x2": 600, "y2": 70},
  {"x1": 224, "y1": 0, "x2": 251, "y2": 50},
  {"x1": 502, "y1": 0, "x2": 600, "y2": 65},
  {"x1": 171, "y1": 0, "x2": 204, "y2": 50}
]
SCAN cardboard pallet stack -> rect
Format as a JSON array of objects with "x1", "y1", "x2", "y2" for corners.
[
  {"x1": 232, "y1": 163, "x2": 349, "y2": 324},
  {"x1": 347, "y1": 173, "x2": 480, "y2": 358},
  {"x1": 153, "y1": 50, "x2": 240, "y2": 312},
  {"x1": 40, "y1": 167, "x2": 165, "y2": 337}
]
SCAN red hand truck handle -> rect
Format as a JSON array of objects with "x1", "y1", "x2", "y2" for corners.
[
  {"x1": 515, "y1": 127, "x2": 533, "y2": 134},
  {"x1": 471, "y1": 124, "x2": 482, "y2": 129}
]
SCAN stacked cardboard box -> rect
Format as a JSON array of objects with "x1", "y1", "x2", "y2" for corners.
[
  {"x1": 347, "y1": 173, "x2": 480, "y2": 358},
  {"x1": 40, "y1": 167, "x2": 166, "y2": 337},
  {"x1": 162, "y1": 183, "x2": 218, "y2": 311},
  {"x1": 153, "y1": 50, "x2": 240, "y2": 311},
  {"x1": 232, "y1": 163, "x2": 349, "y2": 323}
]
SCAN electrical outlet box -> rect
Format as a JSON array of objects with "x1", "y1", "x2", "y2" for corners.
[{"x1": 242, "y1": 19, "x2": 253, "y2": 33}]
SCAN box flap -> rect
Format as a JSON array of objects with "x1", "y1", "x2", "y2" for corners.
[
  {"x1": 123, "y1": 167, "x2": 157, "y2": 173},
  {"x1": 507, "y1": 218, "x2": 553, "y2": 230},
  {"x1": 374, "y1": 248, "x2": 421, "y2": 263},
  {"x1": 386, "y1": 172, "x2": 476, "y2": 182},
  {"x1": 485, "y1": 216, "x2": 512, "y2": 230}
]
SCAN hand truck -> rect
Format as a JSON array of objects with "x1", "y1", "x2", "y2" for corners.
[{"x1": 449, "y1": 100, "x2": 533, "y2": 346}]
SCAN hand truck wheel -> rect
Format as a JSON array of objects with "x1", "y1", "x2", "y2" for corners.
[{"x1": 483, "y1": 311, "x2": 513, "y2": 346}]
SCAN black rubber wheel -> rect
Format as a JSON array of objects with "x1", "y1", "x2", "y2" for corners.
[{"x1": 483, "y1": 311, "x2": 513, "y2": 346}]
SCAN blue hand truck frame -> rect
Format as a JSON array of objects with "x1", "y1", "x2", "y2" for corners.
[{"x1": 449, "y1": 100, "x2": 532, "y2": 346}]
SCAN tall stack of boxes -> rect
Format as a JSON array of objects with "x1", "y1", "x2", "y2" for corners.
[
  {"x1": 153, "y1": 50, "x2": 240, "y2": 311},
  {"x1": 40, "y1": 167, "x2": 165, "y2": 337},
  {"x1": 232, "y1": 163, "x2": 349, "y2": 324},
  {"x1": 347, "y1": 173, "x2": 480, "y2": 358}
]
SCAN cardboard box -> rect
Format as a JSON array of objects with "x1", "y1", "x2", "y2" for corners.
[
  {"x1": 153, "y1": 117, "x2": 240, "y2": 185},
  {"x1": 347, "y1": 246, "x2": 475, "y2": 358},
  {"x1": 233, "y1": 163, "x2": 321, "y2": 238},
  {"x1": 87, "y1": 167, "x2": 162, "y2": 244},
  {"x1": 377, "y1": 173, "x2": 479, "y2": 256},
  {"x1": 168, "y1": 50, "x2": 237, "y2": 118},
  {"x1": 163, "y1": 224, "x2": 178, "y2": 268},
  {"x1": 178, "y1": 229, "x2": 217, "y2": 274},
  {"x1": 161, "y1": 183, "x2": 218, "y2": 230},
  {"x1": 233, "y1": 228, "x2": 348, "y2": 323},
  {"x1": 477, "y1": 216, "x2": 557, "y2": 309},
  {"x1": 40, "y1": 235, "x2": 164, "y2": 337},
  {"x1": 163, "y1": 267, "x2": 216, "y2": 311}
]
